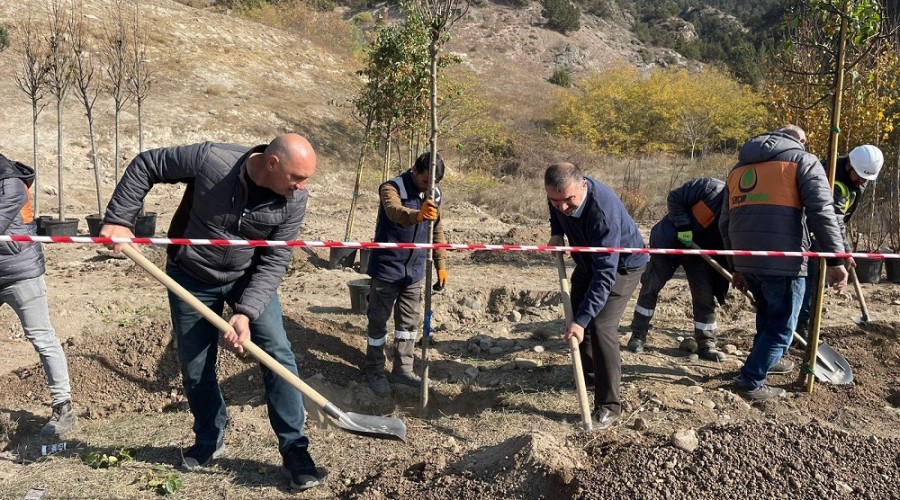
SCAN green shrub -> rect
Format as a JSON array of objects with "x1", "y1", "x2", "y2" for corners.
[
  {"x1": 0, "y1": 24, "x2": 9, "y2": 52},
  {"x1": 548, "y1": 68, "x2": 571, "y2": 87},
  {"x1": 541, "y1": 0, "x2": 581, "y2": 34}
]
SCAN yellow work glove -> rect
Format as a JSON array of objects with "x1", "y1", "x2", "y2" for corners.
[
  {"x1": 433, "y1": 269, "x2": 448, "y2": 291},
  {"x1": 676, "y1": 230, "x2": 693, "y2": 247},
  {"x1": 416, "y1": 200, "x2": 438, "y2": 222}
]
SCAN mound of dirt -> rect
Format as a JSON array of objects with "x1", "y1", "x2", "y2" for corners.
[
  {"x1": 0, "y1": 318, "x2": 262, "y2": 419},
  {"x1": 469, "y1": 227, "x2": 555, "y2": 266},
  {"x1": 454, "y1": 431, "x2": 584, "y2": 487},
  {"x1": 577, "y1": 422, "x2": 900, "y2": 499}
]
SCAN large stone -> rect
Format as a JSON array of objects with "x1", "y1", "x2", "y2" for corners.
[
  {"x1": 680, "y1": 337, "x2": 698, "y2": 353},
  {"x1": 671, "y1": 429, "x2": 699, "y2": 453}
]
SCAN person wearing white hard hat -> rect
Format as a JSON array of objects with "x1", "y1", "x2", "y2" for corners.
[{"x1": 796, "y1": 144, "x2": 884, "y2": 339}]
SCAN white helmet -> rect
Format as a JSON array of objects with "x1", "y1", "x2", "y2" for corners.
[{"x1": 848, "y1": 145, "x2": 884, "y2": 180}]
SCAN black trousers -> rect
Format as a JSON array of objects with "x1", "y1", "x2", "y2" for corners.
[{"x1": 571, "y1": 263, "x2": 644, "y2": 415}]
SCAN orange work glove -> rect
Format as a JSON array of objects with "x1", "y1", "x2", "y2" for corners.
[
  {"x1": 416, "y1": 200, "x2": 438, "y2": 222},
  {"x1": 433, "y1": 269, "x2": 448, "y2": 291}
]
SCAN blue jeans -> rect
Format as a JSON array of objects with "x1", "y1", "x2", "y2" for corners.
[
  {"x1": 0, "y1": 275, "x2": 72, "y2": 406},
  {"x1": 167, "y1": 262, "x2": 307, "y2": 454},
  {"x1": 738, "y1": 273, "x2": 805, "y2": 390}
]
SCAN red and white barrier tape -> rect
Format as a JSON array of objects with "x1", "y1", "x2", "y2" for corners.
[{"x1": 2, "y1": 235, "x2": 899, "y2": 259}]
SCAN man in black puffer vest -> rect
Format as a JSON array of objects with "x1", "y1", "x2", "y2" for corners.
[{"x1": 364, "y1": 153, "x2": 448, "y2": 396}]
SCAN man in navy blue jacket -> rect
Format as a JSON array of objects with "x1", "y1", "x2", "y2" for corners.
[{"x1": 546, "y1": 163, "x2": 648, "y2": 430}]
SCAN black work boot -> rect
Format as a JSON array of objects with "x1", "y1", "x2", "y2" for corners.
[
  {"x1": 695, "y1": 329, "x2": 727, "y2": 362},
  {"x1": 391, "y1": 339, "x2": 421, "y2": 386},
  {"x1": 363, "y1": 344, "x2": 391, "y2": 396},
  {"x1": 40, "y1": 400, "x2": 76, "y2": 437},
  {"x1": 626, "y1": 332, "x2": 646, "y2": 353},
  {"x1": 282, "y1": 444, "x2": 322, "y2": 491}
]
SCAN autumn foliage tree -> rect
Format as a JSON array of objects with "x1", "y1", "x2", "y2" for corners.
[{"x1": 551, "y1": 65, "x2": 767, "y2": 156}]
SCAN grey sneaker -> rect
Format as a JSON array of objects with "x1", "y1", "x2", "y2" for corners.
[
  {"x1": 626, "y1": 333, "x2": 646, "y2": 353},
  {"x1": 182, "y1": 441, "x2": 227, "y2": 470},
  {"x1": 739, "y1": 384, "x2": 787, "y2": 402},
  {"x1": 767, "y1": 358, "x2": 795, "y2": 375},
  {"x1": 40, "y1": 400, "x2": 76, "y2": 437},
  {"x1": 364, "y1": 371, "x2": 391, "y2": 396}
]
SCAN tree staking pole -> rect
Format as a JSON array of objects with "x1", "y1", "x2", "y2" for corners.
[
  {"x1": 415, "y1": 0, "x2": 469, "y2": 413},
  {"x1": 808, "y1": 6, "x2": 848, "y2": 394},
  {"x1": 802, "y1": 0, "x2": 882, "y2": 393}
]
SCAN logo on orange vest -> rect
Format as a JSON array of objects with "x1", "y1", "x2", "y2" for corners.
[{"x1": 738, "y1": 167, "x2": 757, "y2": 193}]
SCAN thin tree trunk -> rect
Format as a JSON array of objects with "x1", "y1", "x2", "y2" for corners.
[
  {"x1": 88, "y1": 115, "x2": 102, "y2": 215},
  {"x1": 32, "y1": 104, "x2": 40, "y2": 216},
  {"x1": 345, "y1": 121, "x2": 373, "y2": 241},
  {"x1": 114, "y1": 110, "x2": 120, "y2": 181},
  {"x1": 137, "y1": 100, "x2": 144, "y2": 153},
  {"x1": 807, "y1": 10, "x2": 848, "y2": 393},
  {"x1": 56, "y1": 99, "x2": 64, "y2": 221},
  {"x1": 420, "y1": 35, "x2": 440, "y2": 410}
]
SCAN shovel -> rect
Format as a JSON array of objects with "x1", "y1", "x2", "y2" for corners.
[
  {"x1": 790, "y1": 330, "x2": 853, "y2": 384},
  {"x1": 849, "y1": 268, "x2": 872, "y2": 325},
  {"x1": 120, "y1": 244, "x2": 407, "y2": 441},
  {"x1": 691, "y1": 243, "x2": 853, "y2": 385},
  {"x1": 556, "y1": 253, "x2": 593, "y2": 431}
]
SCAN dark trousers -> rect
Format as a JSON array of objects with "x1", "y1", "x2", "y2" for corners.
[
  {"x1": 571, "y1": 264, "x2": 644, "y2": 415},
  {"x1": 632, "y1": 254, "x2": 719, "y2": 347},
  {"x1": 166, "y1": 262, "x2": 307, "y2": 455}
]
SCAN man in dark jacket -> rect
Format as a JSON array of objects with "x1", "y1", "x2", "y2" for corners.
[
  {"x1": 100, "y1": 134, "x2": 321, "y2": 491},
  {"x1": 720, "y1": 125, "x2": 848, "y2": 402},
  {"x1": 796, "y1": 144, "x2": 883, "y2": 337},
  {"x1": 546, "y1": 162, "x2": 648, "y2": 430},
  {"x1": 0, "y1": 153, "x2": 76, "y2": 437},
  {"x1": 627, "y1": 177, "x2": 730, "y2": 361},
  {"x1": 364, "y1": 152, "x2": 447, "y2": 396}
]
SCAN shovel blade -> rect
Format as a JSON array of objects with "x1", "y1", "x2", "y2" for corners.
[
  {"x1": 793, "y1": 331, "x2": 853, "y2": 385},
  {"x1": 324, "y1": 404, "x2": 407, "y2": 441},
  {"x1": 811, "y1": 342, "x2": 854, "y2": 385},
  {"x1": 851, "y1": 314, "x2": 871, "y2": 325}
]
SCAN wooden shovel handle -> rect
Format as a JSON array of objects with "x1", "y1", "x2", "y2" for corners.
[
  {"x1": 556, "y1": 253, "x2": 593, "y2": 431},
  {"x1": 120, "y1": 244, "x2": 329, "y2": 409},
  {"x1": 849, "y1": 268, "x2": 871, "y2": 320},
  {"x1": 690, "y1": 243, "x2": 754, "y2": 303}
]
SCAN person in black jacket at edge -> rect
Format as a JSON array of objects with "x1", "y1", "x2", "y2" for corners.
[
  {"x1": 0, "y1": 153, "x2": 76, "y2": 437},
  {"x1": 546, "y1": 162, "x2": 648, "y2": 430}
]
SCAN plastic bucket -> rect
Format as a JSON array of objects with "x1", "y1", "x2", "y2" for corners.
[
  {"x1": 329, "y1": 248, "x2": 357, "y2": 270},
  {"x1": 348, "y1": 278, "x2": 371, "y2": 314},
  {"x1": 42, "y1": 218, "x2": 80, "y2": 237},
  {"x1": 135, "y1": 212, "x2": 158, "y2": 237},
  {"x1": 85, "y1": 214, "x2": 103, "y2": 237},
  {"x1": 884, "y1": 259, "x2": 900, "y2": 284},
  {"x1": 855, "y1": 257, "x2": 883, "y2": 284}
]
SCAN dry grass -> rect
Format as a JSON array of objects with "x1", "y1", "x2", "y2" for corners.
[{"x1": 237, "y1": 0, "x2": 363, "y2": 60}]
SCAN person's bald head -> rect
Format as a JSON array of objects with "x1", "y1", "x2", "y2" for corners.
[
  {"x1": 259, "y1": 133, "x2": 317, "y2": 195},
  {"x1": 775, "y1": 124, "x2": 807, "y2": 147}
]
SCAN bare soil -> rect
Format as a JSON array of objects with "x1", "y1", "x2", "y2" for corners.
[
  {"x1": 1, "y1": 1, "x2": 900, "y2": 498},
  {"x1": 1, "y1": 221, "x2": 899, "y2": 498}
]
